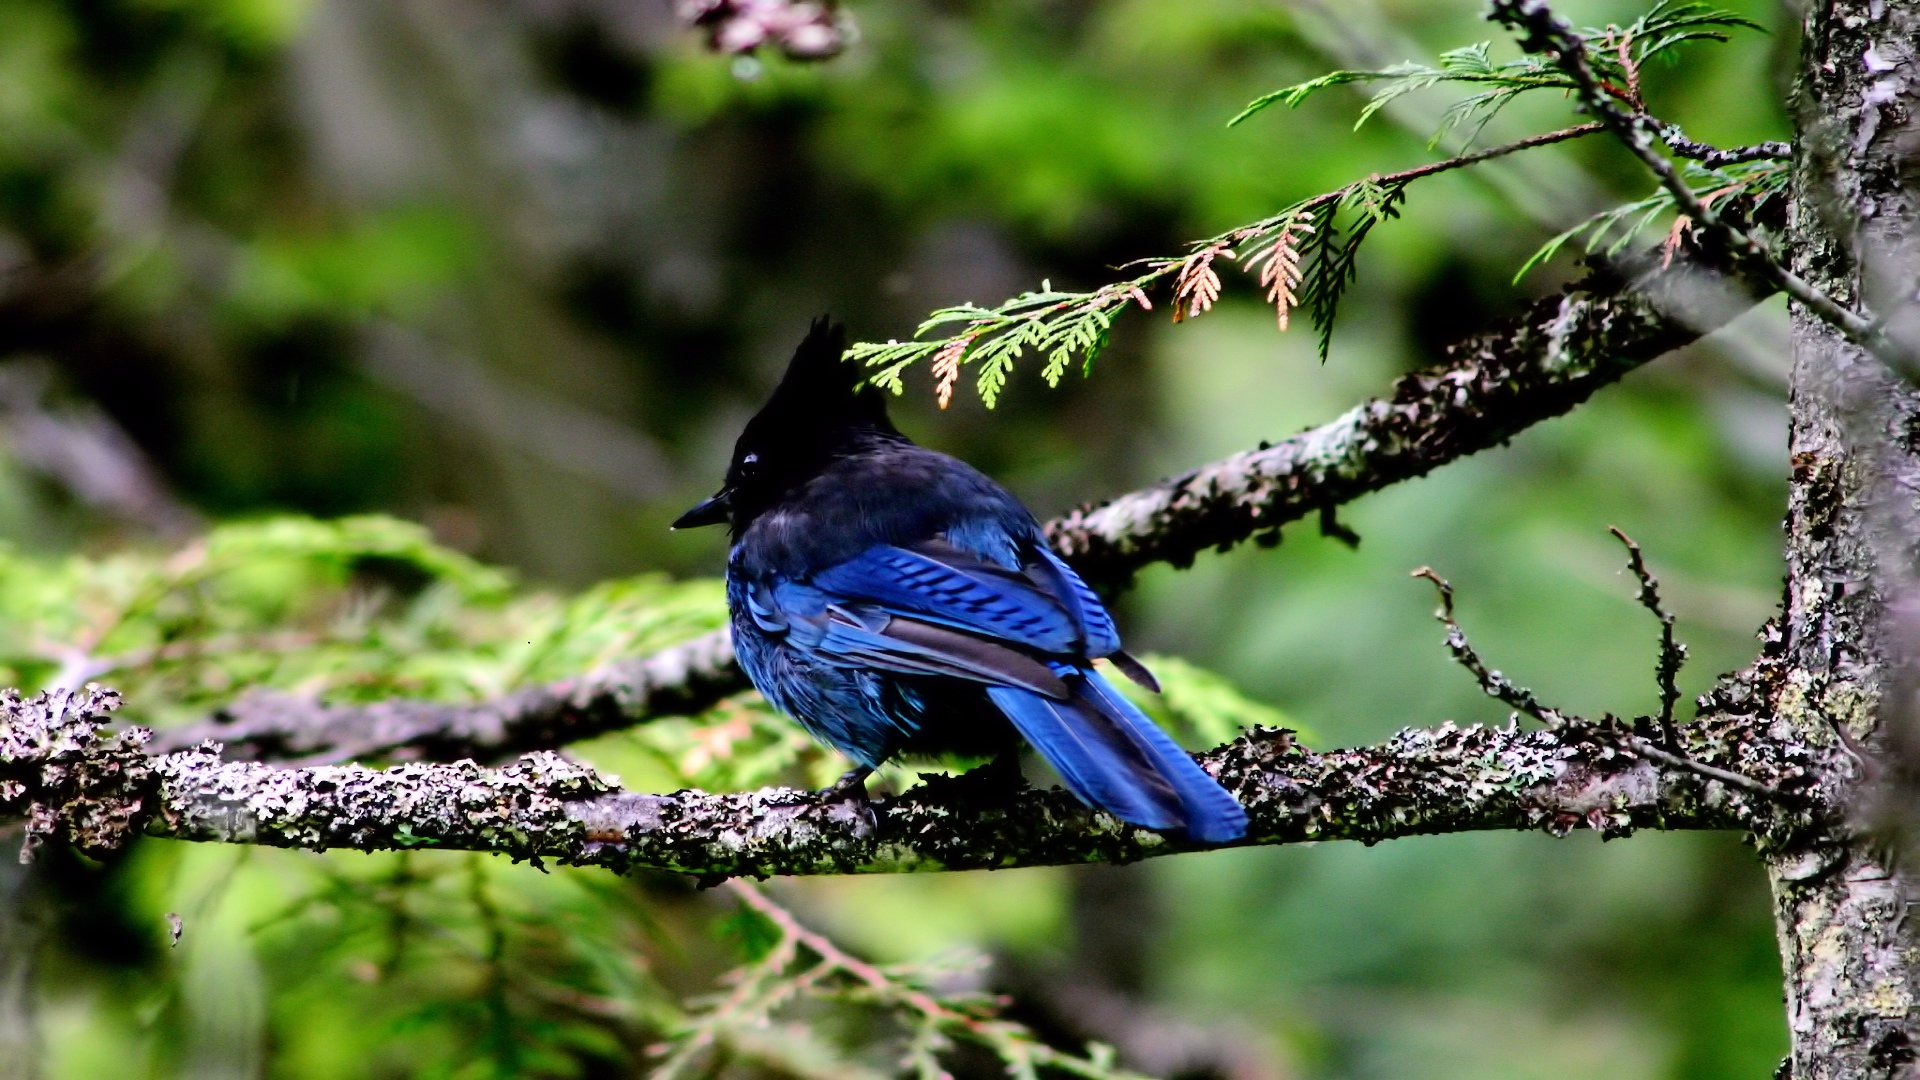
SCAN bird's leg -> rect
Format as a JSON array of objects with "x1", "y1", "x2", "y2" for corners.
[
  {"x1": 822, "y1": 764, "x2": 879, "y2": 835},
  {"x1": 825, "y1": 765, "x2": 874, "y2": 806}
]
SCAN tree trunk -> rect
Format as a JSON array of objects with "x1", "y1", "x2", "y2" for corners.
[{"x1": 1773, "y1": 0, "x2": 1920, "y2": 1073}]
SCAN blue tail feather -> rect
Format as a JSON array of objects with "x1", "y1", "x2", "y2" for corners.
[{"x1": 986, "y1": 668, "x2": 1247, "y2": 843}]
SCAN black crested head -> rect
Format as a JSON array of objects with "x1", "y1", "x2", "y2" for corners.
[{"x1": 673, "y1": 317, "x2": 903, "y2": 534}]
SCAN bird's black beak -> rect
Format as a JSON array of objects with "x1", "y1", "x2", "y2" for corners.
[{"x1": 672, "y1": 489, "x2": 732, "y2": 530}]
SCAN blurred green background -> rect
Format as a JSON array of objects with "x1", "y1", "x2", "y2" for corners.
[{"x1": 0, "y1": 0, "x2": 1794, "y2": 1077}]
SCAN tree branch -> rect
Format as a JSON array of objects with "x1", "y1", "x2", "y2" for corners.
[
  {"x1": 1654, "y1": 127, "x2": 1790, "y2": 169},
  {"x1": 1416, "y1": 556, "x2": 1785, "y2": 801},
  {"x1": 1045, "y1": 198, "x2": 1777, "y2": 586},
  {"x1": 16, "y1": 688, "x2": 1825, "y2": 880},
  {"x1": 147, "y1": 626, "x2": 744, "y2": 762},
  {"x1": 152, "y1": 200, "x2": 1781, "y2": 766}
]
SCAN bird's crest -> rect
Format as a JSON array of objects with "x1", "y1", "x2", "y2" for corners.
[
  {"x1": 673, "y1": 317, "x2": 903, "y2": 533},
  {"x1": 757, "y1": 317, "x2": 894, "y2": 434}
]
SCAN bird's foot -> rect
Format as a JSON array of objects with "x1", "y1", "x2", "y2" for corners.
[
  {"x1": 821, "y1": 766, "x2": 879, "y2": 835},
  {"x1": 826, "y1": 766, "x2": 873, "y2": 803}
]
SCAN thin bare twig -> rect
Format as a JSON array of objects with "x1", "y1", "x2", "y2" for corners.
[
  {"x1": 1353, "y1": 121, "x2": 1606, "y2": 187},
  {"x1": 1624, "y1": 737, "x2": 1783, "y2": 799},
  {"x1": 1122, "y1": 125, "x2": 1608, "y2": 324},
  {"x1": 723, "y1": 881, "x2": 975, "y2": 1025},
  {"x1": 1654, "y1": 126, "x2": 1790, "y2": 168},
  {"x1": 691, "y1": 882, "x2": 1147, "y2": 1078},
  {"x1": 1413, "y1": 557, "x2": 1782, "y2": 801},
  {"x1": 1609, "y1": 526, "x2": 1686, "y2": 724},
  {"x1": 1225, "y1": 123, "x2": 1605, "y2": 253},
  {"x1": 1597, "y1": 532, "x2": 1784, "y2": 799},
  {"x1": 1410, "y1": 567, "x2": 1569, "y2": 726}
]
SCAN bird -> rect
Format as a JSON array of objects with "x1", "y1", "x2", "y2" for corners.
[{"x1": 673, "y1": 317, "x2": 1247, "y2": 843}]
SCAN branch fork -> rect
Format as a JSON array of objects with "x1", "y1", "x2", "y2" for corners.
[{"x1": 1413, "y1": 530, "x2": 1781, "y2": 801}]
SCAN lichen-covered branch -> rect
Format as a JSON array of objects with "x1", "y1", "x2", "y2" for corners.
[
  {"x1": 148, "y1": 627, "x2": 744, "y2": 763},
  {"x1": 158, "y1": 210, "x2": 1780, "y2": 767},
  {"x1": 1045, "y1": 206, "x2": 1776, "y2": 587},
  {"x1": 1, "y1": 687, "x2": 152, "y2": 860},
  {"x1": 10, "y1": 687, "x2": 1825, "y2": 880}
]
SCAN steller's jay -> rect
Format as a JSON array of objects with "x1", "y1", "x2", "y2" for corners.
[{"x1": 674, "y1": 318, "x2": 1247, "y2": 843}]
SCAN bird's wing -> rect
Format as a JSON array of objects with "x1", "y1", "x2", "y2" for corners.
[
  {"x1": 1022, "y1": 546, "x2": 1159, "y2": 691},
  {"x1": 1024, "y1": 547, "x2": 1120, "y2": 657},
  {"x1": 761, "y1": 576, "x2": 1072, "y2": 699},
  {"x1": 808, "y1": 542, "x2": 1087, "y2": 653},
  {"x1": 818, "y1": 606, "x2": 1071, "y2": 698}
]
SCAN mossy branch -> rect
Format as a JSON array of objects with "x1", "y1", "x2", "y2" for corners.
[
  {"x1": 4, "y1": 687, "x2": 1825, "y2": 880},
  {"x1": 1045, "y1": 190, "x2": 1777, "y2": 586}
]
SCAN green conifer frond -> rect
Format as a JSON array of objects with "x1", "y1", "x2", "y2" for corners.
[
  {"x1": 1515, "y1": 158, "x2": 1788, "y2": 280},
  {"x1": 1232, "y1": 1, "x2": 1761, "y2": 144},
  {"x1": 845, "y1": 2, "x2": 1768, "y2": 395}
]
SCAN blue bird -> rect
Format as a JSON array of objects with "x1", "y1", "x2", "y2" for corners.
[{"x1": 674, "y1": 318, "x2": 1247, "y2": 843}]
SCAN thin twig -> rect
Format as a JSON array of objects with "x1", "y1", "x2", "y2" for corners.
[
  {"x1": 1654, "y1": 125, "x2": 1791, "y2": 168},
  {"x1": 1410, "y1": 567, "x2": 1569, "y2": 726},
  {"x1": 1117, "y1": 123, "x2": 1606, "y2": 292},
  {"x1": 1624, "y1": 736, "x2": 1783, "y2": 799},
  {"x1": 1597, "y1": 529, "x2": 1787, "y2": 799},
  {"x1": 1125, "y1": 122, "x2": 1607, "y2": 277},
  {"x1": 1242, "y1": 123, "x2": 1605, "y2": 246},
  {"x1": 1823, "y1": 712, "x2": 1880, "y2": 779},
  {"x1": 1488, "y1": 0, "x2": 1907, "y2": 371},
  {"x1": 1351, "y1": 121, "x2": 1606, "y2": 190},
  {"x1": 724, "y1": 881, "x2": 970, "y2": 1025},
  {"x1": 720, "y1": 882, "x2": 1143, "y2": 1079},
  {"x1": 1413, "y1": 563, "x2": 1783, "y2": 801},
  {"x1": 1608, "y1": 526, "x2": 1686, "y2": 724},
  {"x1": 649, "y1": 882, "x2": 805, "y2": 1079}
]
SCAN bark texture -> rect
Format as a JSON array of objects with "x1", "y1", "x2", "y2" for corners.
[
  {"x1": 1771, "y1": 0, "x2": 1920, "y2": 1073},
  {"x1": 148, "y1": 625, "x2": 744, "y2": 764},
  {"x1": 5, "y1": 687, "x2": 1820, "y2": 880}
]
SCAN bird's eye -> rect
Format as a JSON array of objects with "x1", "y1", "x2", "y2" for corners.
[{"x1": 739, "y1": 452, "x2": 760, "y2": 475}]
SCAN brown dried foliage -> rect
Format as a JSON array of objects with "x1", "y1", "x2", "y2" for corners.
[
  {"x1": 1172, "y1": 242, "x2": 1235, "y2": 323},
  {"x1": 1246, "y1": 216, "x2": 1313, "y2": 330},
  {"x1": 1660, "y1": 185, "x2": 1740, "y2": 269},
  {"x1": 930, "y1": 333, "x2": 976, "y2": 410}
]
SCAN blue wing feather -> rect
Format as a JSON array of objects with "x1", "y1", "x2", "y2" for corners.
[
  {"x1": 1028, "y1": 548, "x2": 1121, "y2": 657},
  {"x1": 811, "y1": 544, "x2": 1083, "y2": 653},
  {"x1": 761, "y1": 576, "x2": 1069, "y2": 698},
  {"x1": 808, "y1": 608, "x2": 1070, "y2": 698}
]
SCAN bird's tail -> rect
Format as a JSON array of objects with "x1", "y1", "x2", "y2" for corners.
[{"x1": 986, "y1": 669, "x2": 1247, "y2": 843}]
